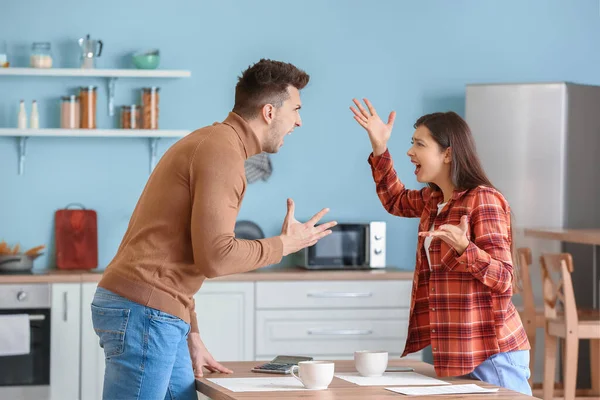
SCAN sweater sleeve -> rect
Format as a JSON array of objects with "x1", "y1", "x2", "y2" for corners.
[{"x1": 189, "y1": 142, "x2": 283, "y2": 279}]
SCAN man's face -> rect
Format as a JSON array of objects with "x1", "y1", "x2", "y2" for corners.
[{"x1": 263, "y1": 86, "x2": 302, "y2": 153}]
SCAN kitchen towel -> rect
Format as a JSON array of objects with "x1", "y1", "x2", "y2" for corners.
[
  {"x1": 245, "y1": 152, "x2": 273, "y2": 184},
  {"x1": 0, "y1": 314, "x2": 30, "y2": 356}
]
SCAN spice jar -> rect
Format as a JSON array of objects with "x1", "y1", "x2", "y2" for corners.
[
  {"x1": 79, "y1": 86, "x2": 97, "y2": 129},
  {"x1": 60, "y1": 95, "x2": 80, "y2": 129},
  {"x1": 120, "y1": 105, "x2": 141, "y2": 129},
  {"x1": 30, "y1": 42, "x2": 53, "y2": 68},
  {"x1": 141, "y1": 87, "x2": 160, "y2": 129}
]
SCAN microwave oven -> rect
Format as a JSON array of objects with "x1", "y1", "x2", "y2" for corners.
[{"x1": 294, "y1": 222, "x2": 386, "y2": 270}]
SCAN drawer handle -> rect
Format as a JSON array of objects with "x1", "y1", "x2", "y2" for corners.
[
  {"x1": 307, "y1": 329, "x2": 373, "y2": 336},
  {"x1": 307, "y1": 292, "x2": 373, "y2": 298}
]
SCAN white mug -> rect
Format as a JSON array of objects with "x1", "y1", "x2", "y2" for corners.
[
  {"x1": 354, "y1": 350, "x2": 388, "y2": 377},
  {"x1": 290, "y1": 360, "x2": 335, "y2": 390}
]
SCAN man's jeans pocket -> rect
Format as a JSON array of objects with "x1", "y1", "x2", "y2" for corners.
[{"x1": 91, "y1": 304, "x2": 130, "y2": 358}]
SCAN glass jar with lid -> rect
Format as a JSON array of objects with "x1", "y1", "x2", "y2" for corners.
[
  {"x1": 141, "y1": 87, "x2": 160, "y2": 129},
  {"x1": 30, "y1": 42, "x2": 53, "y2": 68},
  {"x1": 60, "y1": 95, "x2": 80, "y2": 129},
  {"x1": 120, "y1": 105, "x2": 141, "y2": 129},
  {"x1": 79, "y1": 86, "x2": 97, "y2": 129}
]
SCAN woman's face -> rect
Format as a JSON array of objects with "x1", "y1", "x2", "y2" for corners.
[{"x1": 406, "y1": 125, "x2": 452, "y2": 185}]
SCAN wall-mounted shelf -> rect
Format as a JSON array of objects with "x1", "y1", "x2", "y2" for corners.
[
  {"x1": 0, "y1": 68, "x2": 191, "y2": 78},
  {"x1": 0, "y1": 67, "x2": 192, "y2": 116},
  {"x1": 0, "y1": 128, "x2": 190, "y2": 175}
]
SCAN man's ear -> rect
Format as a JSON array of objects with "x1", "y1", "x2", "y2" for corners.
[
  {"x1": 262, "y1": 104, "x2": 275, "y2": 124},
  {"x1": 444, "y1": 147, "x2": 452, "y2": 164}
]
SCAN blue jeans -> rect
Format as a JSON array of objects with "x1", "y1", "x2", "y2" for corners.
[
  {"x1": 467, "y1": 350, "x2": 532, "y2": 396},
  {"x1": 91, "y1": 287, "x2": 196, "y2": 400}
]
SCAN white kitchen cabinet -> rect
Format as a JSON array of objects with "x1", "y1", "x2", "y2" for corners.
[
  {"x1": 194, "y1": 282, "x2": 255, "y2": 362},
  {"x1": 80, "y1": 282, "x2": 105, "y2": 400},
  {"x1": 255, "y1": 280, "x2": 420, "y2": 363},
  {"x1": 50, "y1": 283, "x2": 81, "y2": 400}
]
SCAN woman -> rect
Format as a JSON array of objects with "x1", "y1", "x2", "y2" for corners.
[{"x1": 350, "y1": 98, "x2": 532, "y2": 395}]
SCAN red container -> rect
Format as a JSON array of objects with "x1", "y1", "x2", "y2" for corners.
[{"x1": 55, "y1": 204, "x2": 97, "y2": 270}]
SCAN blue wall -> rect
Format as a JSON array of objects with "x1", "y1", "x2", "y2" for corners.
[{"x1": 1, "y1": 0, "x2": 599, "y2": 271}]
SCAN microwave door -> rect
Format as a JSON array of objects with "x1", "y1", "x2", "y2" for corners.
[{"x1": 306, "y1": 224, "x2": 367, "y2": 268}]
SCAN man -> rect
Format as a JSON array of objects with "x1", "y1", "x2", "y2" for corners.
[{"x1": 91, "y1": 59, "x2": 336, "y2": 400}]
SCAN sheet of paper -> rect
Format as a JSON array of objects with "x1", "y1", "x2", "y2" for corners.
[
  {"x1": 207, "y1": 377, "x2": 315, "y2": 392},
  {"x1": 334, "y1": 372, "x2": 449, "y2": 386},
  {"x1": 386, "y1": 384, "x2": 500, "y2": 396}
]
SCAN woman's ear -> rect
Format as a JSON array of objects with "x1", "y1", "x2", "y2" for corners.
[{"x1": 444, "y1": 147, "x2": 452, "y2": 164}]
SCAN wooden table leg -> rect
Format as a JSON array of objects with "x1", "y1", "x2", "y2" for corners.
[{"x1": 591, "y1": 339, "x2": 599, "y2": 394}]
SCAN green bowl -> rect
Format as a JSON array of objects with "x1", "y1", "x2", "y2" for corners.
[{"x1": 132, "y1": 51, "x2": 160, "y2": 69}]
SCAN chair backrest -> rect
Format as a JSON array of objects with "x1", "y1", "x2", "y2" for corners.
[
  {"x1": 539, "y1": 252, "x2": 578, "y2": 328},
  {"x1": 515, "y1": 248, "x2": 537, "y2": 324}
]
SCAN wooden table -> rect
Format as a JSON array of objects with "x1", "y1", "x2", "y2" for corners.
[
  {"x1": 195, "y1": 360, "x2": 537, "y2": 399},
  {"x1": 523, "y1": 228, "x2": 600, "y2": 247},
  {"x1": 524, "y1": 228, "x2": 600, "y2": 309}
]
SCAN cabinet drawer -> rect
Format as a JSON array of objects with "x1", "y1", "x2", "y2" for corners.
[
  {"x1": 256, "y1": 309, "x2": 409, "y2": 356},
  {"x1": 256, "y1": 280, "x2": 411, "y2": 309}
]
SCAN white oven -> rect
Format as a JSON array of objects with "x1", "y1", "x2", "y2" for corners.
[{"x1": 0, "y1": 283, "x2": 51, "y2": 399}]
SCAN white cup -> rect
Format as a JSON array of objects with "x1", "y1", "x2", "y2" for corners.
[
  {"x1": 354, "y1": 350, "x2": 388, "y2": 377},
  {"x1": 290, "y1": 360, "x2": 335, "y2": 390}
]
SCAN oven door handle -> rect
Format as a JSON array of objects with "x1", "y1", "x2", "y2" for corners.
[
  {"x1": 63, "y1": 291, "x2": 68, "y2": 321},
  {"x1": 29, "y1": 314, "x2": 46, "y2": 321}
]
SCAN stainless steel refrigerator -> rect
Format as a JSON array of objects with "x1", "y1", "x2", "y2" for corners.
[{"x1": 465, "y1": 82, "x2": 600, "y2": 386}]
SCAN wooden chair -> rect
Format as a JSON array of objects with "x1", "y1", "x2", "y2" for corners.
[
  {"x1": 516, "y1": 247, "x2": 573, "y2": 396},
  {"x1": 515, "y1": 247, "x2": 546, "y2": 386},
  {"x1": 540, "y1": 253, "x2": 600, "y2": 400}
]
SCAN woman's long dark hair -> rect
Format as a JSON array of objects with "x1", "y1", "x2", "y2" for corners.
[
  {"x1": 415, "y1": 112, "x2": 518, "y2": 280},
  {"x1": 414, "y1": 112, "x2": 493, "y2": 192}
]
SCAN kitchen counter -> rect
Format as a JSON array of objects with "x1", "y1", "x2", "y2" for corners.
[{"x1": 0, "y1": 266, "x2": 414, "y2": 284}]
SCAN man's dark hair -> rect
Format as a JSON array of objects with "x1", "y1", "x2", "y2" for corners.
[{"x1": 233, "y1": 59, "x2": 309, "y2": 119}]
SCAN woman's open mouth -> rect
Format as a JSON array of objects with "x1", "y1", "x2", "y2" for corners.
[{"x1": 411, "y1": 160, "x2": 421, "y2": 175}]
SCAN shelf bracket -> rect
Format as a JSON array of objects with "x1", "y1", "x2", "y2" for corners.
[
  {"x1": 107, "y1": 77, "x2": 118, "y2": 117},
  {"x1": 17, "y1": 136, "x2": 29, "y2": 175},
  {"x1": 149, "y1": 137, "x2": 160, "y2": 173}
]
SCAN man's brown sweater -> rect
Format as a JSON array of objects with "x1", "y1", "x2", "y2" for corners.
[{"x1": 98, "y1": 112, "x2": 283, "y2": 332}]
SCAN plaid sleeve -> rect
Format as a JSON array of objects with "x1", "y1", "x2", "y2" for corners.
[
  {"x1": 368, "y1": 149, "x2": 429, "y2": 218},
  {"x1": 442, "y1": 188, "x2": 514, "y2": 294}
]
